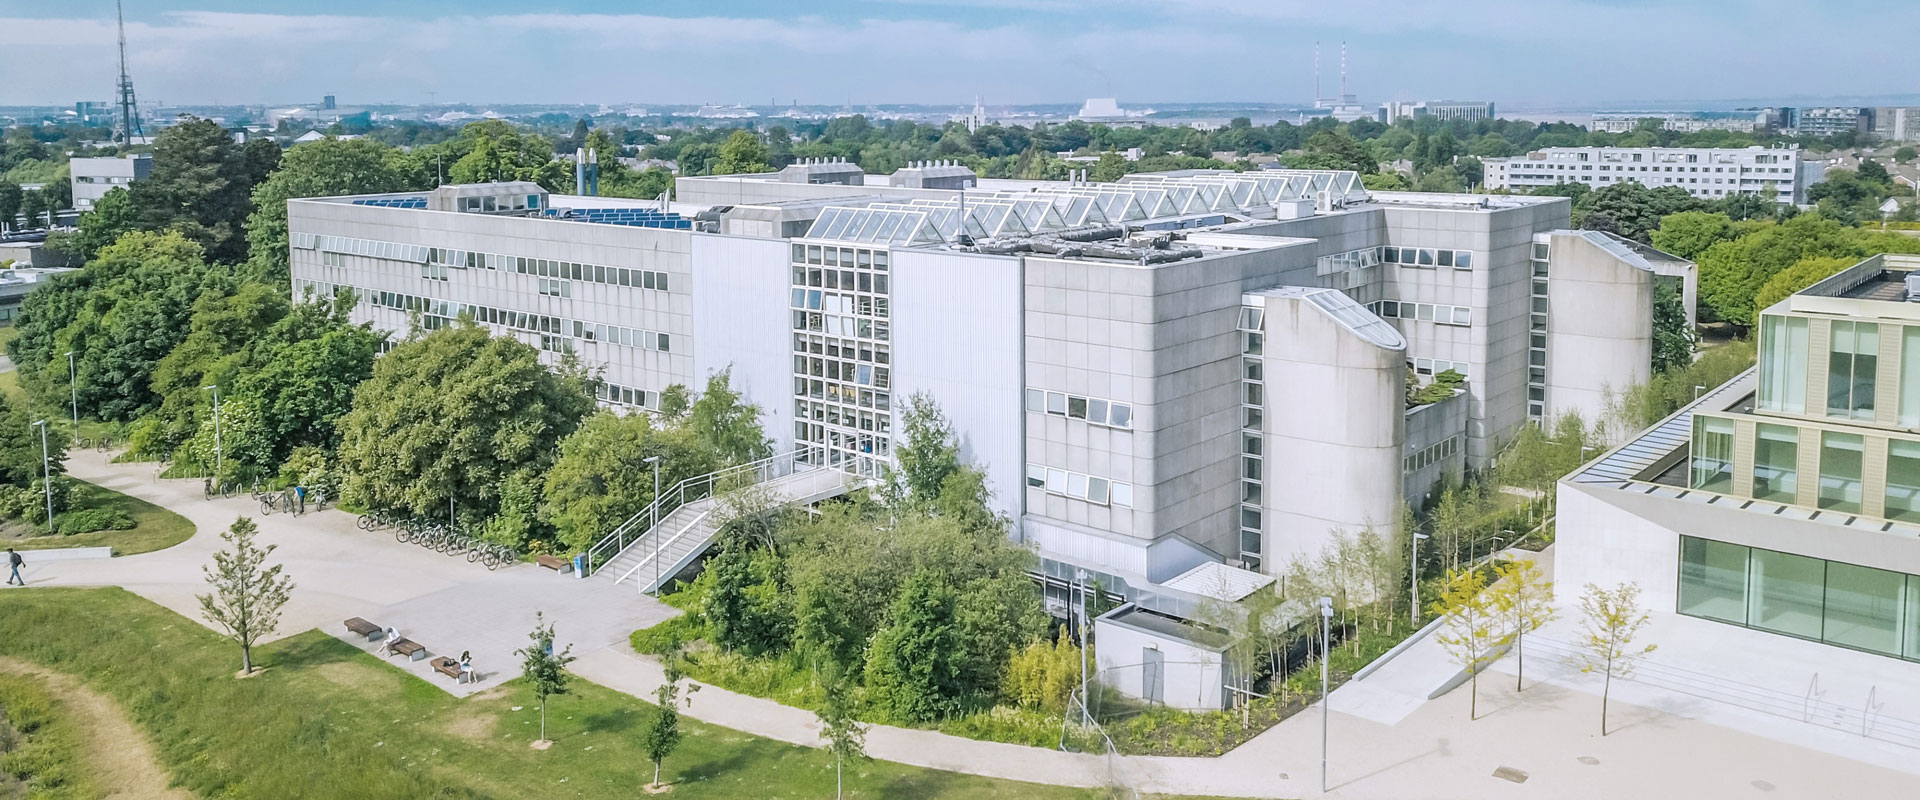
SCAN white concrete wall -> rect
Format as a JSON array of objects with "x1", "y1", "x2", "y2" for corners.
[
  {"x1": 689, "y1": 233, "x2": 798, "y2": 451},
  {"x1": 1546, "y1": 232, "x2": 1654, "y2": 424},
  {"x1": 1093, "y1": 614, "x2": 1228, "y2": 711},
  {"x1": 890, "y1": 248, "x2": 1026, "y2": 522}
]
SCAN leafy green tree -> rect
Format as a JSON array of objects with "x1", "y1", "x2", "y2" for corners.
[
  {"x1": 541, "y1": 411, "x2": 718, "y2": 551},
  {"x1": 1579, "y1": 182, "x2": 1706, "y2": 243},
  {"x1": 710, "y1": 130, "x2": 771, "y2": 175},
  {"x1": 685, "y1": 369, "x2": 771, "y2": 465},
  {"x1": 149, "y1": 282, "x2": 291, "y2": 452},
  {"x1": 231, "y1": 315, "x2": 384, "y2": 465},
  {"x1": 816, "y1": 664, "x2": 869, "y2": 800},
  {"x1": 517, "y1": 613, "x2": 576, "y2": 744},
  {"x1": 435, "y1": 121, "x2": 570, "y2": 191},
  {"x1": 1753, "y1": 256, "x2": 1859, "y2": 314},
  {"x1": 335, "y1": 324, "x2": 594, "y2": 528},
  {"x1": 242, "y1": 137, "x2": 429, "y2": 283},
  {"x1": 1695, "y1": 214, "x2": 1863, "y2": 327},
  {"x1": 1432, "y1": 567, "x2": 1509, "y2": 720},
  {"x1": 864, "y1": 569, "x2": 964, "y2": 722},
  {"x1": 889, "y1": 393, "x2": 960, "y2": 505},
  {"x1": 126, "y1": 117, "x2": 281, "y2": 263},
  {"x1": 50, "y1": 186, "x2": 138, "y2": 261},
  {"x1": 1090, "y1": 152, "x2": 1129, "y2": 182},
  {"x1": 1414, "y1": 166, "x2": 1466, "y2": 193},
  {"x1": 1649, "y1": 211, "x2": 1737, "y2": 260},
  {"x1": 1895, "y1": 146, "x2": 1917, "y2": 164},
  {"x1": 198, "y1": 517, "x2": 294, "y2": 674},
  {"x1": 642, "y1": 659, "x2": 685, "y2": 789},
  {"x1": 1488, "y1": 558, "x2": 1555, "y2": 692},
  {"x1": 1651, "y1": 280, "x2": 1694, "y2": 373},
  {"x1": 702, "y1": 543, "x2": 793, "y2": 657},
  {"x1": 1361, "y1": 171, "x2": 1410, "y2": 191},
  {"x1": 0, "y1": 181, "x2": 20, "y2": 232},
  {"x1": 0, "y1": 393, "x2": 65, "y2": 488}
]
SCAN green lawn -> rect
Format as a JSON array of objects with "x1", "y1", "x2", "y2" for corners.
[
  {"x1": 5, "y1": 480, "x2": 196, "y2": 556},
  {"x1": 0, "y1": 588, "x2": 1151, "y2": 800}
]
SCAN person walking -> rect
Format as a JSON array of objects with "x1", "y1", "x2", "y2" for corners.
[{"x1": 7, "y1": 548, "x2": 23, "y2": 586}]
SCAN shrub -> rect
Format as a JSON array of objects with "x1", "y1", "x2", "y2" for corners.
[
  {"x1": 53, "y1": 508, "x2": 137, "y2": 536},
  {"x1": 1002, "y1": 628, "x2": 1083, "y2": 714}
]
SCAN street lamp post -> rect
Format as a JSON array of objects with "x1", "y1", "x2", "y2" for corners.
[
  {"x1": 1319, "y1": 596, "x2": 1334, "y2": 794},
  {"x1": 201, "y1": 385, "x2": 222, "y2": 476},
  {"x1": 32, "y1": 420, "x2": 51, "y2": 527},
  {"x1": 644, "y1": 455, "x2": 662, "y2": 595},
  {"x1": 1410, "y1": 532, "x2": 1431, "y2": 627},
  {"x1": 65, "y1": 351, "x2": 76, "y2": 427}
]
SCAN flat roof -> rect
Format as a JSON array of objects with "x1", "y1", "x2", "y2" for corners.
[{"x1": 1098, "y1": 604, "x2": 1237, "y2": 652}]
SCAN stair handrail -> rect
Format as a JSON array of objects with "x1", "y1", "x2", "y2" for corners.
[
  {"x1": 616, "y1": 507, "x2": 716, "y2": 588},
  {"x1": 583, "y1": 445, "x2": 825, "y2": 574}
]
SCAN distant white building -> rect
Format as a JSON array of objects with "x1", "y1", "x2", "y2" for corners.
[
  {"x1": 1380, "y1": 101, "x2": 1496, "y2": 123},
  {"x1": 1482, "y1": 146, "x2": 1816, "y2": 204},
  {"x1": 69, "y1": 154, "x2": 151, "y2": 211},
  {"x1": 1591, "y1": 112, "x2": 1763, "y2": 134}
]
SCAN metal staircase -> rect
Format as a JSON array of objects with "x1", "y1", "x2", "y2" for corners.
[{"x1": 584, "y1": 447, "x2": 851, "y2": 594}]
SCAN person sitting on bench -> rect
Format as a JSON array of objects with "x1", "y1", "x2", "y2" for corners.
[
  {"x1": 384, "y1": 627, "x2": 402, "y2": 655},
  {"x1": 459, "y1": 651, "x2": 473, "y2": 684}
]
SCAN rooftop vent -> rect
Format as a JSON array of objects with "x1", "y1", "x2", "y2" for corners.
[{"x1": 1904, "y1": 273, "x2": 1920, "y2": 302}]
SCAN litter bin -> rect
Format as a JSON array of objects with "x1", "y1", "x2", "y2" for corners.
[{"x1": 573, "y1": 554, "x2": 587, "y2": 578}]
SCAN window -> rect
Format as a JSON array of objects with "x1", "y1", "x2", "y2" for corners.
[
  {"x1": 1759, "y1": 315, "x2": 1810, "y2": 413},
  {"x1": 1749, "y1": 549, "x2": 1824, "y2": 639},
  {"x1": 1827, "y1": 320, "x2": 1878, "y2": 420},
  {"x1": 1825, "y1": 562, "x2": 1905, "y2": 656},
  {"x1": 1690, "y1": 416, "x2": 1734, "y2": 493},
  {"x1": 1680, "y1": 537, "x2": 1749, "y2": 624},
  {"x1": 1817, "y1": 432, "x2": 1864, "y2": 513},
  {"x1": 1887, "y1": 440, "x2": 1920, "y2": 523},
  {"x1": 1902, "y1": 326, "x2": 1920, "y2": 427},
  {"x1": 1752, "y1": 424, "x2": 1798, "y2": 503}
]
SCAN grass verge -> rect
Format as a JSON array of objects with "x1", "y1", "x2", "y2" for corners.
[
  {"x1": 0, "y1": 588, "x2": 1161, "y2": 800},
  {"x1": 3, "y1": 480, "x2": 196, "y2": 556},
  {"x1": 0, "y1": 672, "x2": 97, "y2": 799}
]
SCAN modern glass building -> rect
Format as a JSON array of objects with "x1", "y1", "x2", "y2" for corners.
[{"x1": 1563, "y1": 252, "x2": 1920, "y2": 666}]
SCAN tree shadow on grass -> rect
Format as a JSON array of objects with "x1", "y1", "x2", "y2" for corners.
[
  {"x1": 262, "y1": 631, "x2": 366, "y2": 672},
  {"x1": 579, "y1": 705, "x2": 640, "y2": 735},
  {"x1": 673, "y1": 736, "x2": 795, "y2": 786}
]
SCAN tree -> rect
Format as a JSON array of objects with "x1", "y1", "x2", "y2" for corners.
[
  {"x1": 1414, "y1": 166, "x2": 1466, "y2": 193},
  {"x1": 685, "y1": 369, "x2": 772, "y2": 465},
  {"x1": 702, "y1": 542, "x2": 793, "y2": 657},
  {"x1": 863, "y1": 569, "x2": 964, "y2": 722},
  {"x1": 243, "y1": 137, "x2": 428, "y2": 283},
  {"x1": 889, "y1": 393, "x2": 960, "y2": 505},
  {"x1": 1090, "y1": 152, "x2": 1129, "y2": 182},
  {"x1": 1695, "y1": 214, "x2": 1864, "y2": 327},
  {"x1": 1361, "y1": 171, "x2": 1410, "y2": 191},
  {"x1": 1579, "y1": 182, "x2": 1706, "y2": 243},
  {"x1": 126, "y1": 117, "x2": 280, "y2": 263},
  {"x1": 51, "y1": 185, "x2": 138, "y2": 260},
  {"x1": 197, "y1": 517, "x2": 294, "y2": 675},
  {"x1": 0, "y1": 392, "x2": 65, "y2": 488},
  {"x1": 1650, "y1": 280, "x2": 1694, "y2": 374},
  {"x1": 541, "y1": 411, "x2": 718, "y2": 551},
  {"x1": 1753, "y1": 256, "x2": 1858, "y2": 316},
  {"x1": 641, "y1": 658, "x2": 685, "y2": 789},
  {"x1": 710, "y1": 130, "x2": 771, "y2": 175},
  {"x1": 1431, "y1": 567, "x2": 1509, "y2": 720},
  {"x1": 434, "y1": 120, "x2": 570, "y2": 191},
  {"x1": 1574, "y1": 582, "x2": 1657, "y2": 736},
  {"x1": 518, "y1": 613, "x2": 576, "y2": 745},
  {"x1": 816, "y1": 664, "x2": 869, "y2": 800},
  {"x1": 1895, "y1": 146, "x2": 1917, "y2": 164},
  {"x1": 1649, "y1": 211, "x2": 1736, "y2": 260},
  {"x1": 335, "y1": 324, "x2": 594, "y2": 532},
  {"x1": 0, "y1": 181, "x2": 20, "y2": 232},
  {"x1": 1487, "y1": 558, "x2": 1555, "y2": 692}
]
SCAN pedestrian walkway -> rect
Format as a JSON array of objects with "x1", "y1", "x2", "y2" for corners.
[{"x1": 21, "y1": 450, "x2": 1920, "y2": 798}]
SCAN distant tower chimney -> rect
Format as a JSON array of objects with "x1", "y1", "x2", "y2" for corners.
[
  {"x1": 112, "y1": 0, "x2": 144, "y2": 146},
  {"x1": 1340, "y1": 42, "x2": 1348, "y2": 101},
  {"x1": 1313, "y1": 42, "x2": 1322, "y2": 107},
  {"x1": 575, "y1": 147, "x2": 586, "y2": 194}
]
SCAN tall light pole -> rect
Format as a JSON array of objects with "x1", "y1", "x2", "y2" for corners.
[
  {"x1": 32, "y1": 420, "x2": 51, "y2": 527},
  {"x1": 1319, "y1": 596, "x2": 1334, "y2": 794},
  {"x1": 201, "y1": 385, "x2": 221, "y2": 476},
  {"x1": 1410, "y1": 532, "x2": 1431, "y2": 627},
  {"x1": 65, "y1": 351, "x2": 77, "y2": 427},
  {"x1": 645, "y1": 455, "x2": 662, "y2": 595}
]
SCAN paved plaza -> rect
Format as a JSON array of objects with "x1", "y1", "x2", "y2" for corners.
[{"x1": 15, "y1": 449, "x2": 1920, "y2": 797}]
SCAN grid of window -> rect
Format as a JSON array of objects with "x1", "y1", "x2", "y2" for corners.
[
  {"x1": 1826, "y1": 320, "x2": 1878, "y2": 421},
  {"x1": 1385, "y1": 246, "x2": 1474, "y2": 270},
  {"x1": 294, "y1": 234, "x2": 429, "y2": 263},
  {"x1": 294, "y1": 235, "x2": 673, "y2": 293},
  {"x1": 1678, "y1": 535, "x2": 1920, "y2": 662},
  {"x1": 1025, "y1": 464, "x2": 1134, "y2": 508},
  {"x1": 1024, "y1": 389, "x2": 1133, "y2": 430},
  {"x1": 792, "y1": 243, "x2": 893, "y2": 478},
  {"x1": 1315, "y1": 246, "x2": 1383, "y2": 277},
  {"x1": 1367, "y1": 300, "x2": 1472, "y2": 327},
  {"x1": 1403, "y1": 436, "x2": 1459, "y2": 474},
  {"x1": 596, "y1": 382, "x2": 656, "y2": 410},
  {"x1": 1528, "y1": 242, "x2": 1550, "y2": 422},
  {"x1": 1238, "y1": 306, "x2": 1265, "y2": 571},
  {"x1": 360, "y1": 288, "x2": 669, "y2": 353}
]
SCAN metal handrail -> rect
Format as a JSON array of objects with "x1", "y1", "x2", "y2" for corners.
[
  {"x1": 615, "y1": 507, "x2": 715, "y2": 588},
  {"x1": 582, "y1": 445, "x2": 825, "y2": 575}
]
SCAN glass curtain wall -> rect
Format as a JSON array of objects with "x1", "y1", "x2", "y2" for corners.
[
  {"x1": 1753, "y1": 424, "x2": 1799, "y2": 503},
  {"x1": 1817, "y1": 432, "x2": 1864, "y2": 513},
  {"x1": 1827, "y1": 320, "x2": 1879, "y2": 421},
  {"x1": 1758, "y1": 315, "x2": 1808, "y2": 414},
  {"x1": 1679, "y1": 535, "x2": 1920, "y2": 661},
  {"x1": 1690, "y1": 416, "x2": 1735, "y2": 493},
  {"x1": 1888, "y1": 440, "x2": 1920, "y2": 523},
  {"x1": 1903, "y1": 326, "x2": 1920, "y2": 427}
]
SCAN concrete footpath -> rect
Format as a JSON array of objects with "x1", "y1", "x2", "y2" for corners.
[{"x1": 13, "y1": 450, "x2": 1920, "y2": 798}]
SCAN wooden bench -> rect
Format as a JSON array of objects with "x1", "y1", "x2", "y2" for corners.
[
  {"x1": 386, "y1": 638, "x2": 426, "y2": 661},
  {"x1": 343, "y1": 617, "x2": 382, "y2": 640},
  {"x1": 534, "y1": 554, "x2": 572, "y2": 574},
  {"x1": 430, "y1": 657, "x2": 464, "y2": 682}
]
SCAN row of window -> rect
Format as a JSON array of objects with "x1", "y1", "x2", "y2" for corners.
[
  {"x1": 597, "y1": 382, "x2": 656, "y2": 410},
  {"x1": 295, "y1": 233, "x2": 430, "y2": 264},
  {"x1": 297, "y1": 233, "x2": 674, "y2": 293},
  {"x1": 1026, "y1": 464, "x2": 1136, "y2": 509},
  {"x1": 1679, "y1": 535, "x2": 1920, "y2": 662},
  {"x1": 793, "y1": 244, "x2": 890, "y2": 270},
  {"x1": 1411, "y1": 358, "x2": 1470, "y2": 379},
  {"x1": 1315, "y1": 246, "x2": 1383, "y2": 277},
  {"x1": 1758, "y1": 315, "x2": 1920, "y2": 426},
  {"x1": 1693, "y1": 418, "x2": 1920, "y2": 521},
  {"x1": 1367, "y1": 300, "x2": 1472, "y2": 327},
  {"x1": 793, "y1": 311, "x2": 891, "y2": 342},
  {"x1": 1404, "y1": 435, "x2": 1460, "y2": 474},
  {"x1": 794, "y1": 266, "x2": 891, "y2": 294},
  {"x1": 797, "y1": 355, "x2": 891, "y2": 389},
  {"x1": 1240, "y1": 320, "x2": 1265, "y2": 572},
  {"x1": 366, "y1": 289, "x2": 672, "y2": 352},
  {"x1": 455, "y1": 193, "x2": 541, "y2": 213},
  {"x1": 793, "y1": 289, "x2": 892, "y2": 319},
  {"x1": 795, "y1": 400, "x2": 892, "y2": 436},
  {"x1": 1386, "y1": 246, "x2": 1473, "y2": 270},
  {"x1": 1024, "y1": 389, "x2": 1134, "y2": 430}
]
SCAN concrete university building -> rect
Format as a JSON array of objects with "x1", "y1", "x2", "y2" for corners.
[
  {"x1": 68, "y1": 154, "x2": 151, "y2": 211},
  {"x1": 1563, "y1": 253, "x2": 1920, "y2": 689},
  {"x1": 1482, "y1": 146, "x2": 1822, "y2": 205},
  {"x1": 286, "y1": 164, "x2": 1691, "y2": 616}
]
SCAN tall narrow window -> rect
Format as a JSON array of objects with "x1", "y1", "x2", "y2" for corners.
[
  {"x1": 1902, "y1": 326, "x2": 1920, "y2": 427},
  {"x1": 1827, "y1": 320, "x2": 1879, "y2": 420},
  {"x1": 1690, "y1": 416, "x2": 1735, "y2": 493},
  {"x1": 1752, "y1": 423, "x2": 1799, "y2": 503},
  {"x1": 1885, "y1": 440, "x2": 1920, "y2": 523},
  {"x1": 1817, "y1": 432, "x2": 1863, "y2": 513},
  {"x1": 1758, "y1": 315, "x2": 1808, "y2": 414}
]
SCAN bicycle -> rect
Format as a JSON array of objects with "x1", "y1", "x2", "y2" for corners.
[{"x1": 204, "y1": 477, "x2": 216, "y2": 501}]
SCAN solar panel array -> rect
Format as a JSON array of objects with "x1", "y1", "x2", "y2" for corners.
[
  {"x1": 567, "y1": 208, "x2": 692, "y2": 230},
  {"x1": 353, "y1": 197, "x2": 427, "y2": 209}
]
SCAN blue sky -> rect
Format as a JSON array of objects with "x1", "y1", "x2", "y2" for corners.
[{"x1": 2, "y1": 1, "x2": 1914, "y2": 109}]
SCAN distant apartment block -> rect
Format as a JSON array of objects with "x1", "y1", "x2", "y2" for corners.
[
  {"x1": 68, "y1": 154, "x2": 151, "y2": 211},
  {"x1": 285, "y1": 165, "x2": 1690, "y2": 618},
  {"x1": 1794, "y1": 107, "x2": 1874, "y2": 138},
  {"x1": 1591, "y1": 112, "x2": 1762, "y2": 134},
  {"x1": 1873, "y1": 107, "x2": 1920, "y2": 143},
  {"x1": 1482, "y1": 146, "x2": 1818, "y2": 205},
  {"x1": 1379, "y1": 101, "x2": 1495, "y2": 123}
]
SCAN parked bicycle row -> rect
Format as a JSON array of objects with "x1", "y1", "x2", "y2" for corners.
[
  {"x1": 202, "y1": 478, "x2": 329, "y2": 517},
  {"x1": 356, "y1": 512, "x2": 516, "y2": 570}
]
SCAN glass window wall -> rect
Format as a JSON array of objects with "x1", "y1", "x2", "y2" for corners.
[
  {"x1": 1752, "y1": 424, "x2": 1799, "y2": 503},
  {"x1": 1678, "y1": 537, "x2": 1747, "y2": 623},
  {"x1": 1817, "y1": 432, "x2": 1863, "y2": 513},
  {"x1": 1902, "y1": 326, "x2": 1920, "y2": 427},
  {"x1": 1827, "y1": 320, "x2": 1879, "y2": 420},
  {"x1": 1690, "y1": 416, "x2": 1735, "y2": 493},
  {"x1": 1681, "y1": 535, "x2": 1920, "y2": 662},
  {"x1": 1749, "y1": 549, "x2": 1825, "y2": 639},
  {"x1": 1888, "y1": 440, "x2": 1920, "y2": 523},
  {"x1": 1758, "y1": 315, "x2": 1808, "y2": 414}
]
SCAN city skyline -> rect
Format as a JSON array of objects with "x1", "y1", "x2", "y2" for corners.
[{"x1": 0, "y1": 0, "x2": 1914, "y2": 109}]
